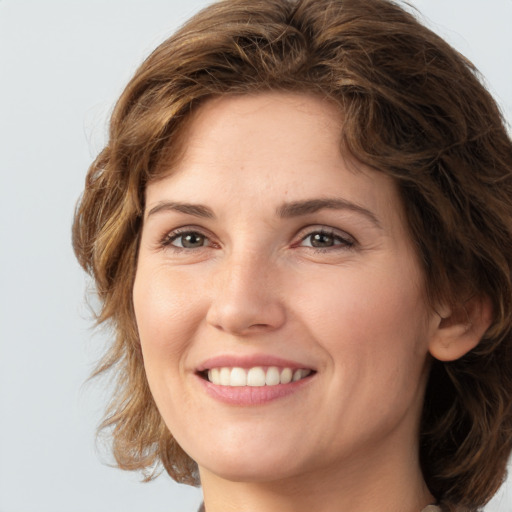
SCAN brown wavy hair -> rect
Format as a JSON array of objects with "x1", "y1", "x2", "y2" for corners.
[{"x1": 72, "y1": 0, "x2": 512, "y2": 510}]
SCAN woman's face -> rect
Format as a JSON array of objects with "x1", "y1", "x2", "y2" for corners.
[{"x1": 133, "y1": 92, "x2": 440, "y2": 483}]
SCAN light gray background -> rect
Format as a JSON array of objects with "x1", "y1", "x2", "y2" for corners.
[{"x1": 0, "y1": 1, "x2": 511, "y2": 511}]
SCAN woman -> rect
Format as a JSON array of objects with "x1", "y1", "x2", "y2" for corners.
[{"x1": 73, "y1": 0, "x2": 512, "y2": 511}]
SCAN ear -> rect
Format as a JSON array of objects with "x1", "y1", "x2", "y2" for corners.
[{"x1": 428, "y1": 294, "x2": 494, "y2": 362}]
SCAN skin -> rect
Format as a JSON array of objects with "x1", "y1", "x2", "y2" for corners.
[{"x1": 133, "y1": 92, "x2": 481, "y2": 512}]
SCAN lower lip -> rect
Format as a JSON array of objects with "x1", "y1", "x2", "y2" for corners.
[{"x1": 197, "y1": 374, "x2": 313, "y2": 406}]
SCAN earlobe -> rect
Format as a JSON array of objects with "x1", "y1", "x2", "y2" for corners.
[{"x1": 428, "y1": 294, "x2": 494, "y2": 362}]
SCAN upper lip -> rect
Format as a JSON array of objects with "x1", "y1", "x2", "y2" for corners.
[{"x1": 196, "y1": 354, "x2": 315, "y2": 372}]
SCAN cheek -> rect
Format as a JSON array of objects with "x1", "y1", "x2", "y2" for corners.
[
  {"x1": 133, "y1": 265, "x2": 207, "y2": 366},
  {"x1": 292, "y1": 259, "x2": 429, "y2": 364}
]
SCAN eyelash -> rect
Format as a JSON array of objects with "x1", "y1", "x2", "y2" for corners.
[
  {"x1": 159, "y1": 227, "x2": 356, "y2": 253},
  {"x1": 295, "y1": 228, "x2": 355, "y2": 252},
  {"x1": 160, "y1": 228, "x2": 215, "y2": 250}
]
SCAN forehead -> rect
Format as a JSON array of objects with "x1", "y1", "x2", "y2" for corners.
[
  {"x1": 177, "y1": 92, "x2": 344, "y2": 171},
  {"x1": 147, "y1": 92, "x2": 403, "y2": 230}
]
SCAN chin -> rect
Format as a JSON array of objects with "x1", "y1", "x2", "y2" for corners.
[
  {"x1": 198, "y1": 456, "x2": 305, "y2": 484},
  {"x1": 186, "y1": 435, "x2": 310, "y2": 484}
]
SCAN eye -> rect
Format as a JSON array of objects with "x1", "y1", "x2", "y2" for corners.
[
  {"x1": 299, "y1": 229, "x2": 355, "y2": 250},
  {"x1": 163, "y1": 230, "x2": 211, "y2": 249}
]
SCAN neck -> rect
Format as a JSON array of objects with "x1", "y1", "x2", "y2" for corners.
[{"x1": 199, "y1": 433, "x2": 434, "y2": 512}]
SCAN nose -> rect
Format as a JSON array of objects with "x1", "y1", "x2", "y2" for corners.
[{"x1": 206, "y1": 252, "x2": 286, "y2": 336}]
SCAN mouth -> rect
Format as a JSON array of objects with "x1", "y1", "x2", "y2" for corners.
[{"x1": 199, "y1": 366, "x2": 314, "y2": 387}]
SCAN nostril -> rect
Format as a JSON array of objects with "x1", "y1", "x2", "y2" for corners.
[{"x1": 248, "y1": 323, "x2": 272, "y2": 329}]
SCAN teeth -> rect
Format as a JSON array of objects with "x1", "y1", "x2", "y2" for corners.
[
  {"x1": 265, "y1": 366, "x2": 280, "y2": 386},
  {"x1": 230, "y1": 367, "x2": 247, "y2": 387},
  {"x1": 280, "y1": 367, "x2": 293, "y2": 384},
  {"x1": 209, "y1": 368, "x2": 219, "y2": 384},
  {"x1": 220, "y1": 367, "x2": 231, "y2": 386},
  {"x1": 206, "y1": 366, "x2": 312, "y2": 387},
  {"x1": 292, "y1": 369, "x2": 304, "y2": 382},
  {"x1": 247, "y1": 367, "x2": 266, "y2": 386}
]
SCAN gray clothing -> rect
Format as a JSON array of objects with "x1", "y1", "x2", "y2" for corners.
[{"x1": 197, "y1": 503, "x2": 441, "y2": 511}]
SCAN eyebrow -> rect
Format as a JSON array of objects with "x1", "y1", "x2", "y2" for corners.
[
  {"x1": 146, "y1": 197, "x2": 381, "y2": 228},
  {"x1": 276, "y1": 198, "x2": 382, "y2": 228},
  {"x1": 146, "y1": 201, "x2": 215, "y2": 219}
]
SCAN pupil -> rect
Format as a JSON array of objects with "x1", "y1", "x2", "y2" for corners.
[
  {"x1": 311, "y1": 233, "x2": 333, "y2": 247},
  {"x1": 183, "y1": 233, "x2": 204, "y2": 248}
]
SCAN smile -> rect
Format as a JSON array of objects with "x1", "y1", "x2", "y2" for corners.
[{"x1": 207, "y1": 366, "x2": 313, "y2": 387}]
